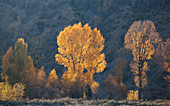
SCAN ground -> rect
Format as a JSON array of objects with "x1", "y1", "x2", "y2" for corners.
[{"x1": 0, "y1": 97, "x2": 170, "y2": 106}]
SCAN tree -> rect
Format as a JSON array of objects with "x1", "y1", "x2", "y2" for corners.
[
  {"x1": 124, "y1": 20, "x2": 161, "y2": 100},
  {"x1": 56, "y1": 22, "x2": 106, "y2": 98},
  {"x1": 118, "y1": 82, "x2": 128, "y2": 100},
  {"x1": 104, "y1": 74, "x2": 118, "y2": 99},
  {"x1": 36, "y1": 66, "x2": 46, "y2": 98},
  {"x1": 46, "y1": 69, "x2": 59, "y2": 98},
  {"x1": 61, "y1": 71, "x2": 85, "y2": 98},
  {"x1": 112, "y1": 58, "x2": 127, "y2": 84},
  {"x1": 1, "y1": 38, "x2": 36, "y2": 98},
  {"x1": 110, "y1": 58, "x2": 128, "y2": 99},
  {"x1": 155, "y1": 38, "x2": 170, "y2": 90}
]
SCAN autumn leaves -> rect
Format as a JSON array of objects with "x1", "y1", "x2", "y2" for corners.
[
  {"x1": 1, "y1": 20, "x2": 168, "y2": 100},
  {"x1": 56, "y1": 22, "x2": 106, "y2": 98},
  {"x1": 124, "y1": 20, "x2": 162, "y2": 100}
]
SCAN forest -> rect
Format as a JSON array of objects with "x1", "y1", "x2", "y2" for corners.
[{"x1": 0, "y1": 0, "x2": 169, "y2": 105}]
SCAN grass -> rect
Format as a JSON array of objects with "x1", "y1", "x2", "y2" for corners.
[{"x1": 0, "y1": 97, "x2": 170, "y2": 106}]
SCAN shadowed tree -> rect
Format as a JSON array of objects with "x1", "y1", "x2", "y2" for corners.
[
  {"x1": 36, "y1": 66, "x2": 46, "y2": 98},
  {"x1": 124, "y1": 20, "x2": 161, "y2": 100},
  {"x1": 104, "y1": 74, "x2": 118, "y2": 99},
  {"x1": 110, "y1": 58, "x2": 128, "y2": 99},
  {"x1": 155, "y1": 38, "x2": 170, "y2": 90},
  {"x1": 56, "y1": 22, "x2": 106, "y2": 98},
  {"x1": 1, "y1": 38, "x2": 36, "y2": 98},
  {"x1": 30, "y1": 45, "x2": 45, "y2": 69}
]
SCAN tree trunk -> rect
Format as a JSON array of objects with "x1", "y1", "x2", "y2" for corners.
[{"x1": 138, "y1": 62, "x2": 142, "y2": 100}]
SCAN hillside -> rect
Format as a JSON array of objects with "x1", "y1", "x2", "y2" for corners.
[{"x1": 0, "y1": 0, "x2": 170, "y2": 99}]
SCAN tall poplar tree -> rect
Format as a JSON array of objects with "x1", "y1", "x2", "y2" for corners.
[{"x1": 124, "y1": 20, "x2": 161, "y2": 99}]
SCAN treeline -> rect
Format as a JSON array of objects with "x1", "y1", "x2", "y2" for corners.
[{"x1": 0, "y1": 20, "x2": 169, "y2": 101}]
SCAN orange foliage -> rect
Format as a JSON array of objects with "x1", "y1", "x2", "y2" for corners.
[
  {"x1": 126, "y1": 90, "x2": 138, "y2": 100},
  {"x1": 37, "y1": 66, "x2": 46, "y2": 98},
  {"x1": 56, "y1": 22, "x2": 106, "y2": 97},
  {"x1": 0, "y1": 81, "x2": 25, "y2": 101},
  {"x1": 124, "y1": 20, "x2": 161, "y2": 99},
  {"x1": 46, "y1": 69, "x2": 59, "y2": 98},
  {"x1": 90, "y1": 81, "x2": 99, "y2": 94}
]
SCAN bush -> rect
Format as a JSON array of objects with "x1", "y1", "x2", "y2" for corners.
[
  {"x1": 0, "y1": 82, "x2": 25, "y2": 101},
  {"x1": 126, "y1": 90, "x2": 138, "y2": 100}
]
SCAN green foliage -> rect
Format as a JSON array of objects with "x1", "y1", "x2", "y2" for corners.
[
  {"x1": 0, "y1": 81, "x2": 25, "y2": 101},
  {"x1": 1, "y1": 38, "x2": 37, "y2": 98},
  {"x1": 2, "y1": 38, "x2": 36, "y2": 83}
]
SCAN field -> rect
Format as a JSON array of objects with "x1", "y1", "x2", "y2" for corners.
[{"x1": 0, "y1": 97, "x2": 170, "y2": 106}]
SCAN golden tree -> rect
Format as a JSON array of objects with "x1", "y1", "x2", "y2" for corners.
[
  {"x1": 36, "y1": 66, "x2": 46, "y2": 98},
  {"x1": 124, "y1": 20, "x2": 161, "y2": 100},
  {"x1": 56, "y1": 22, "x2": 106, "y2": 98},
  {"x1": 46, "y1": 69, "x2": 59, "y2": 98}
]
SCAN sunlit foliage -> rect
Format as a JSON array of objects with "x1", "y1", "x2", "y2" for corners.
[
  {"x1": 56, "y1": 22, "x2": 106, "y2": 98},
  {"x1": 0, "y1": 81, "x2": 25, "y2": 101},
  {"x1": 124, "y1": 20, "x2": 161, "y2": 99},
  {"x1": 36, "y1": 66, "x2": 46, "y2": 98},
  {"x1": 90, "y1": 81, "x2": 99, "y2": 94},
  {"x1": 126, "y1": 90, "x2": 138, "y2": 100},
  {"x1": 46, "y1": 69, "x2": 59, "y2": 98}
]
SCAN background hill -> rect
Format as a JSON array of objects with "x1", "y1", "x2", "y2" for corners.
[{"x1": 0, "y1": 0, "x2": 169, "y2": 99}]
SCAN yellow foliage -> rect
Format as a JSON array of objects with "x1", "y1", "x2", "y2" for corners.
[
  {"x1": 90, "y1": 81, "x2": 99, "y2": 94},
  {"x1": 56, "y1": 22, "x2": 106, "y2": 97},
  {"x1": 126, "y1": 90, "x2": 138, "y2": 100},
  {"x1": 37, "y1": 66, "x2": 46, "y2": 86},
  {"x1": 0, "y1": 82, "x2": 25, "y2": 101},
  {"x1": 124, "y1": 20, "x2": 161, "y2": 99},
  {"x1": 47, "y1": 69, "x2": 58, "y2": 83},
  {"x1": 46, "y1": 69, "x2": 59, "y2": 98}
]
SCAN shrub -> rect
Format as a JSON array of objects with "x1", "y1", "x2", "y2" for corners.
[
  {"x1": 0, "y1": 82, "x2": 25, "y2": 101},
  {"x1": 126, "y1": 90, "x2": 138, "y2": 100}
]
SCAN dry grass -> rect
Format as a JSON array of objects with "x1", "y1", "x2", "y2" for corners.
[{"x1": 0, "y1": 97, "x2": 170, "y2": 106}]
